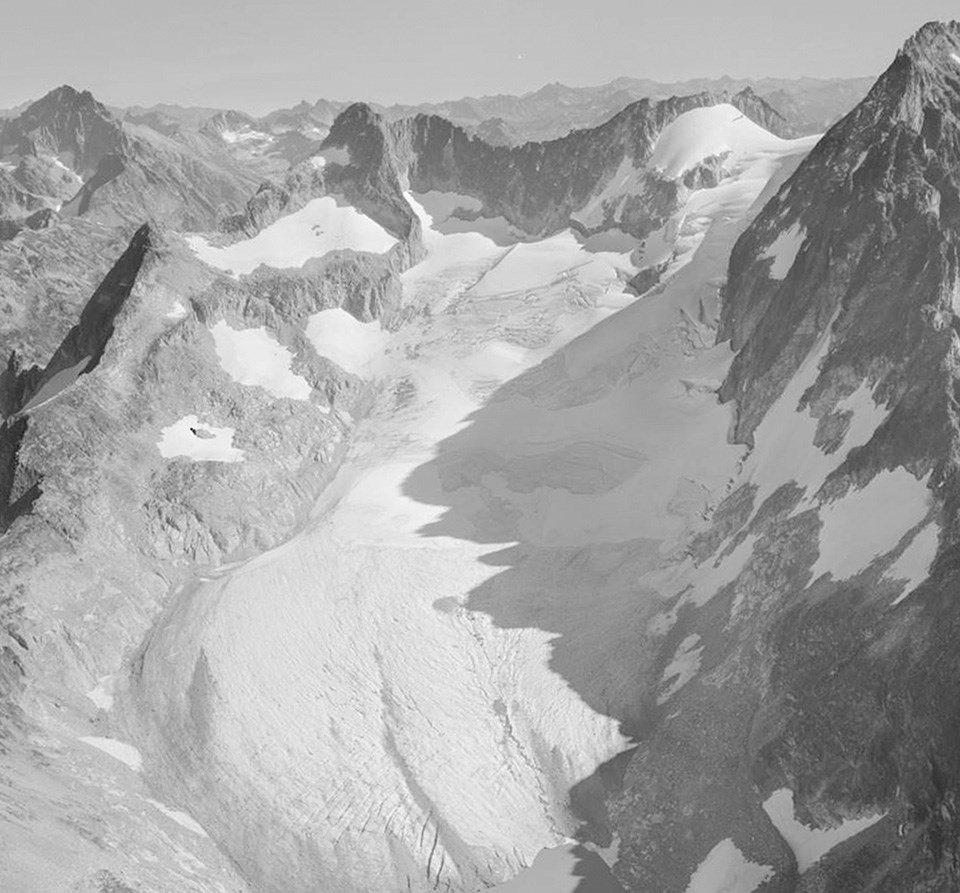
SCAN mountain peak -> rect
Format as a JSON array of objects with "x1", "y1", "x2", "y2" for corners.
[
  {"x1": 29, "y1": 84, "x2": 99, "y2": 112},
  {"x1": 899, "y1": 20, "x2": 960, "y2": 65}
]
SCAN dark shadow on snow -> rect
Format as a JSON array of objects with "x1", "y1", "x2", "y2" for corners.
[{"x1": 402, "y1": 315, "x2": 676, "y2": 851}]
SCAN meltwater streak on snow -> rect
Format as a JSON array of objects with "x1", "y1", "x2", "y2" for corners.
[
  {"x1": 889, "y1": 522, "x2": 940, "y2": 604},
  {"x1": 210, "y1": 320, "x2": 312, "y2": 399},
  {"x1": 762, "y1": 789, "x2": 886, "y2": 873},
  {"x1": 812, "y1": 469, "x2": 931, "y2": 582},
  {"x1": 304, "y1": 308, "x2": 390, "y2": 378},
  {"x1": 648, "y1": 105, "x2": 790, "y2": 179},
  {"x1": 682, "y1": 839, "x2": 773, "y2": 893},
  {"x1": 79, "y1": 737, "x2": 143, "y2": 772},
  {"x1": 185, "y1": 196, "x2": 397, "y2": 277},
  {"x1": 761, "y1": 221, "x2": 805, "y2": 279},
  {"x1": 157, "y1": 415, "x2": 244, "y2": 463}
]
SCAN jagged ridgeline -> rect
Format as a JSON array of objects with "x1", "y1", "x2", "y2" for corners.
[{"x1": 1, "y1": 19, "x2": 960, "y2": 893}]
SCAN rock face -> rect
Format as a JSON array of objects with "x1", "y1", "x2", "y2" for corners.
[
  {"x1": 606, "y1": 19, "x2": 960, "y2": 893},
  {"x1": 0, "y1": 86, "x2": 125, "y2": 180},
  {"x1": 390, "y1": 89, "x2": 788, "y2": 240},
  {"x1": 0, "y1": 85, "x2": 258, "y2": 231}
]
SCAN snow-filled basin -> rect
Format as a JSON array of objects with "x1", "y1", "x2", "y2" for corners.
[{"x1": 186, "y1": 196, "x2": 397, "y2": 276}]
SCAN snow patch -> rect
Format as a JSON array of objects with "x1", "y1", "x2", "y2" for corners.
[
  {"x1": 79, "y1": 737, "x2": 143, "y2": 772},
  {"x1": 951, "y1": 53, "x2": 960, "y2": 65},
  {"x1": 85, "y1": 675, "x2": 115, "y2": 711},
  {"x1": 305, "y1": 308, "x2": 389, "y2": 378},
  {"x1": 165, "y1": 300, "x2": 188, "y2": 321},
  {"x1": 185, "y1": 196, "x2": 396, "y2": 276},
  {"x1": 315, "y1": 146, "x2": 352, "y2": 166},
  {"x1": 210, "y1": 320, "x2": 312, "y2": 399},
  {"x1": 748, "y1": 345, "x2": 890, "y2": 514},
  {"x1": 145, "y1": 798, "x2": 209, "y2": 837},
  {"x1": 158, "y1": 415, "x2": 244, "y2": 463},
  {"x1": 812, "y1": 469, "x2": 930, "y2": 583},
  {"x1": 410, "y1": 190, "x2": 518, "y2": 244},
  {"x1": 889, "y1": 522, "x2": 939, "y2": 605},
  {"x1": 572, "y1": 156, "x2": 644, "y2": 229},
  {"x1": 763, "y1": 789, "x2": 885, "y2": 873},
  {"x1": 761, "y1": 221, "x2": 805, "y2": 279},
  {"x1": 649, "y1": 104, "x2": 788, "y2": 179},
  {"x1": 221, "y1": 129, "x2": 270, "y2": 144},
  {"x1": 658, "y1": 634, "x2": 704, "y2": 703},
  {"x1": 683, "y1": 839, "x2": 773, "y2": 893}
]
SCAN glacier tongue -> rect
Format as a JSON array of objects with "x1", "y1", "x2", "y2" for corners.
[{"x1": 124, "y1": 135, "x2": 814, "y2": 893}]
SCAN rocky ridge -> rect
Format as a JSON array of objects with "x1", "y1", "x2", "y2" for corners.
[{"x1": 606, "y1": 19, "x2": 960, "y2": 893}]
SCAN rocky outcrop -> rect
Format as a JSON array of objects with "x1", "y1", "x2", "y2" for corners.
[{"x1": 390, "y1": 89, "x2": 785, "y2": 240}]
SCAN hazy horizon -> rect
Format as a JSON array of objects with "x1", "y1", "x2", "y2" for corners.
[{"x1": 3, "y1": 1, "x2": 958, "y2": 115}]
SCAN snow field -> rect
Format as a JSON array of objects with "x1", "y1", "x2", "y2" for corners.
[
  {"x1": 185, "y1": 195, "x2": 397, "y2": 276},
  {"x1": 304, "y1": 308, "x2": 390, "y2": 378},
  {"x1": 762, "y1": 789, "x2": 885, "y2": 873},
  {"x1": 761, "y1": 221, "x2": 806, "y2": 279},
  {"x1": 648, "y1": 104, "x2": 791, "y2": 179},
  {"x1": 682, "y1": 839, "x2": 773, "y2": 893},
  {"x1": 889, "y1": 522, "x2": 940, "y2": 604},
  {"x1": 812, "y1": 469, "x2": 931, "y2": 583},
  {"x1": 210, "y1": 320, "x2": 312, "y2": 399},
  {"x1": 157, "y1": 415, "x2": 244, "y2": 462},
  {"x1": 79, "y1": 737, "x2": 143, "y2": 772}
]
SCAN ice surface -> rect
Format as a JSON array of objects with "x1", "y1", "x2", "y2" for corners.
[
  {"x1": 210, "y1": 320, "x2": 311, "y2": 399},
  {"x1": 185, "y1": 196, "x2": 397, "y2": 276},
  {"x1": 304, "y1": 308, "x2": 390, "y2": 377},
  {"x1": 812, "y1": 469, "x2": 930, "y2": 582},
  {"x1": 79, "y1": 737, "x2": 143, "y2": 772},
  {"x1": 469, "y1": 230, "x2": 634, "y2": 297},
  {"x1": 889, "y1": 522, "x2": 939, "y2": 604},
  {"x1": 760, "y1": 221, "x2": 805, "y2": 279},
  {"x1": 682, "y1": 839, "x2": 773, "y2": 893},
  {"x1": 762, "y1": 789, "x2": 885, "y2": 873},
  {"x1": 648, "y1": 104, "x2": 789, "y2": 178},
  {"x1": 157, "y1": 415, "x2": 244, "y2": 462}
]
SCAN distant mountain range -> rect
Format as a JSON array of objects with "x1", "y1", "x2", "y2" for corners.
[{"x1": 2, "y1": 74, "x2": 875, "y2": 146}]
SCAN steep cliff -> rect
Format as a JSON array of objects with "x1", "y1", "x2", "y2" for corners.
[{"x1": 607, "y1": 20, "x2": 960, "y2": 893}]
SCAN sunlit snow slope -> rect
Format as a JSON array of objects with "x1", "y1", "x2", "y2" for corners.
[{"x1": 125, "y1": 118, "x2": 816, "y2": 893}]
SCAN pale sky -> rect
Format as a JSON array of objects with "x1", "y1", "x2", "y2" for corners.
[{"x1": 3, "y1": 1, "x2": 958, "y2": 114}]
